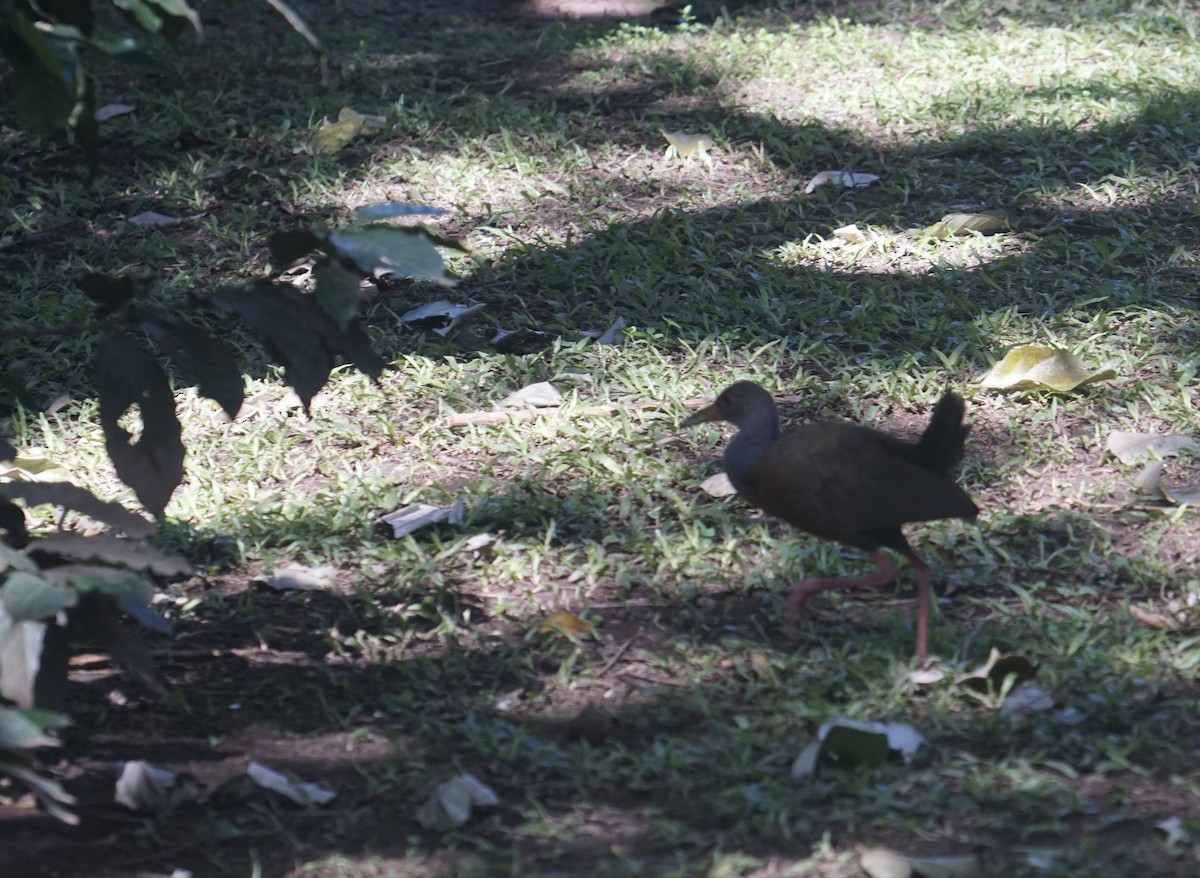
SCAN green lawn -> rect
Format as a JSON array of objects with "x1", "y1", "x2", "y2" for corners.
[{"x1": 2, "y1": 0, "x2": 1199, "y2": 875}]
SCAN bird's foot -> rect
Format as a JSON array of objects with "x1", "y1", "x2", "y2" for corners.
[{"x1": 782, "y1": 585, "x2": 814, "y2": 629}]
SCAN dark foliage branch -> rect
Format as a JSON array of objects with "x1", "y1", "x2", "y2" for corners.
[
  {"x1": 0, "y1": 0, "x2": 320, "y2": 156},
  {"x1": 68, "y1": 206, "x2": 460, "y2": 517},
  {"x1": 0, "y1": 210, "x2": 460, "y2": 820}
]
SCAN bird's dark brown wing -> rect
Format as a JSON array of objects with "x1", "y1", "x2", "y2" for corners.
[{"x1": 738, "y1": 422, "x2": 977, "y2": 550}]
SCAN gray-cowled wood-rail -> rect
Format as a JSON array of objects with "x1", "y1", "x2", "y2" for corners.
[{"x1": 682, "y1": 382, "x2": 978, "y2": 659}]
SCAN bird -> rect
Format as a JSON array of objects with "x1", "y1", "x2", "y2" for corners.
[{"x1": 681, "y1": 381, "x2": 978, "y2": 659}]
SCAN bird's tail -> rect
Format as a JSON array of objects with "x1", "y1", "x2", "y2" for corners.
[{"x1": 914, "y1": 392, "x2": 970, "y2": 474}]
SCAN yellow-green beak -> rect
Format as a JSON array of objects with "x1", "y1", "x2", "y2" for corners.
[{"x1": 680, "y1": 404, "x2": 722, "y2": 428}]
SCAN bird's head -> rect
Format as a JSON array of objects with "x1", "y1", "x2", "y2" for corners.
[{"x1": 681, "y1": 381, "x2": 778, "y2": 430}]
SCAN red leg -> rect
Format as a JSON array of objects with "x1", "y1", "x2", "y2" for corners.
[
  {"x1": 784, "y1": 550, "x2": 898, "y2": 625},
  {"x1": 784, "y1": 548, "x2": 934, "y2": 660},
  {"x1": 905, "y1": 549, "x2": 932, "y2": 660}
]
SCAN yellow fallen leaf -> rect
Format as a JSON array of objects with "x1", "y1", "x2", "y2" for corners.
[
  {"x1": 538, "y1": 611, "x2": 594, "y2": 637},
  {"x1": 662, "y1": 130, "x2": 714, "y2": 161},
  {"x1": 0, "y1": 454, "x2": 72, "y2": 482},
  {"x1": 980, "y1": 344, "x2": 1116, "y2": 392},
  {"x1": 925, "y1": 212, "x2": 1010, "y2": 238},
  {"x1": 1129, "y1": 604, "x2": 1180, "y2": 631},
  {"x1": 312, "y1": 107, "x2": 387, "y2": 154},
  {"x1": 833, "y1": 223, "x2": 868, "y2": 244},
  {"x1": 747, "y1": 651, "x2": 771, "y2": 679}
]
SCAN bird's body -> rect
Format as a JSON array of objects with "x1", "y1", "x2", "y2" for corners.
[{"x1": 683, "y1": 381, "x2": 978, "y2": 659}]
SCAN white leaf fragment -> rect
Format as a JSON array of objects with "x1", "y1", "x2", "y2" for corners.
[
  {"x1": 1106, "y1": 431, "x2": 1199, "y2": 465},
  {"x1": 247, "y1": 761, "x2": 336, "y2": 806},
  {"x1": 95, "y1": 103, "x2": 135, "y2": 122},
  {"x1": 257, "y1": 565, "x2": 338, "y2": 591},
  {"x1": 115, "y1": 761, "x2": 201, "y2": 812},
  {"x1": 805, "y1": 170, "x2": 879, "y2": 194},
  {"x1": 999, "y1": 683, "x2": 1055, "y2": 718},
  {"x1": 500, "y1": 382, "x2": 563, "y2": 409},
  {"x1": 379, "y1": 500, "x2": 465, "y2": 538},
  {"x1": 414, "y1": 773, "x2": 499, "y2": 829},
  {"x1": 818, "y1": 717, "x2": 924, "y2": 764},
  {"x1": 833, "y1": 223, "x2": 868, "y2": 244},
  {"x1": 699, "y1": 472, "x2": 737, "y2": 498}
]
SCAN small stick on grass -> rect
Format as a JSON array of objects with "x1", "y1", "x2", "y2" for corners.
[{"x1": 444, "y1": 398, "x2": 710, "y2": 428}]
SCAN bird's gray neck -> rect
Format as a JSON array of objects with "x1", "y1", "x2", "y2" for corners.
[{"x1": 723, "y1": 411, "x2": 780, "y2": 492}]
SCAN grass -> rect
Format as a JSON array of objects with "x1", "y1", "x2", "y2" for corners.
[{"x1": 2, "y1": 0, "x2": 1200, "y2": 875}]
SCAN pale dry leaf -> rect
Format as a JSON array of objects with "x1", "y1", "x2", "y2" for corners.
[
  {"x1": 247, "y1": 761, "x2": 336, "y2": 806},
  {"x1": 1156, "y1": 816, "x2": 1191, "y2": 848},
  {"x1": 127, "y1": 211, "x2": 179, "y2": 228},
  {"x1": 596, "y1": 315, "x2": 629, "y2": 346},
  {"x1": 257, "y1": 565, "x2": 338, "y2": 591},
  {"x1": 1162, "y1": 477, "x2": 1200, "y2": 506},
  {"x1": 538, "y1": 610, "x2": 594, "y2": 638},
  {"x1": 661, "y1": 130, "x2": 714, "y2": 161},
  {"x1": 980, "y1": 345, "x2": 1116, "y2": 392},
  {"x1": 414, "y1": 773, "x2": 499, "y2": 829},
  {"x1": 956, "y1": 648, "x2": 1038, "y2": 694},
  {"x1": 790, "y1": 742, "x2": 822, "y2": 778},
  {"x1": 1133, "y1": 461, "x2": 1166, "y2": 494},
  {"x1": 464, "y1": 533, "x2": 496, "y2": 552},
  {"x1": 925, "y1": 212, "x2": 1009, "y2": 238},
  {"x1": 0, "y1": 455, "x2": 72, "y2": 482},
  {"x1": 1106, "y1": 431, "x2": 1199, "y2": 465},
  {"x1": 805, "y1": 170, "x2": 879, "y2": 194},
  {"x1": 999, "y1": 683, "x2": 1055, "y2": 718},
  {"x1": 1132, "y1": 461, "x2": 1200, "y2": 505},
  {"x1": 699, "y1": 472, "x2": 737, "y2": 497},
  {"x1": 379, "y1": 501, "x2": 464, "y2": 538},
  {"x1": 399, "y1": 300, "x2": 462, "y2": 324},
  {"x1": 860, "y1": 847, "x2": 983, "y2": 878},
  {"x1": 859, "y1": 847, "x2": 913, "y2": 878},
  {"x1": 312, "y1": 107, "x2": 386, "y2": 153},
  {"x1": 1128, "y1": 604, "x2": 1180, "y2": 631},
  {"x1": 114, "y1": 761, "x2": 201, "y2": 812},
  {"x1": 95, "y1": 103, "x2": 135, "y2": 122},
  {"x1": 833, "y1": 223, "x2": 868, "y2": 244},
  {"x1": 816, "y1": 717, "x2": 923, "y2": 765},
  {"x1": 433, "y1": 303, "x2": 487, "y2": 337},
  {"x1": 907, "y1": 666, "x2": 945, "y2": 690},
  {"x1": 500, "y1": 382, "x2": 563, "y2": 409}
]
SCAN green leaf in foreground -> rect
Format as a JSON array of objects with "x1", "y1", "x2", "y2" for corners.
[
  {"x1": 210, "y1": 280, "x2": 384, "y2": 412},
  {"x1": 0, "y1": 481, "x2": 155, "y2": 538},
  {"x1": 980, "y1": 344, "x2": 1116, "y2": 392},
  {"x1": 211, "y1": 281, "x2": 333, "y2": 411},
  {"x1": 327, "y1": 226, "x2": 455, "y2": 285},
  {"x1": 1, "y1": 572, "x2": 77, "y2": 622},
  {"x1": 353, "y1": 203, "x2": 446, "y2": 221},
  {"x1": 142, "y1": 311, "x2": 245, "y2": 419},
  {"x1": 0, "y1": 705, "x2": 66, "y2": 749},
  {"x1": 313, "y1": 261, "x2": 364, "y2": 330},
  {"x1": 0, "y1": 9, "x2": 77, "y2": 135},
  {"x1": 0, "y1": 617, "x2": 46, "y2": 708},
  {"x1": 95, "y1": 334, "x2": 185, "y2": 517}
]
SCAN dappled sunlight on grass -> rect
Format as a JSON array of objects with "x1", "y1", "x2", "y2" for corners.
[{"x1": 3, "y1": 0, "x2": 1200, "y2": 875}]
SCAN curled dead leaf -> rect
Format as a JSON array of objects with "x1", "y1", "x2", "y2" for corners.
[
  {"x1": 537, "y1": 610, "x2": 595, "y2": 638},
  {"x1": 980, "y1": 344, "x2": 1116, "y2": 392}
]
